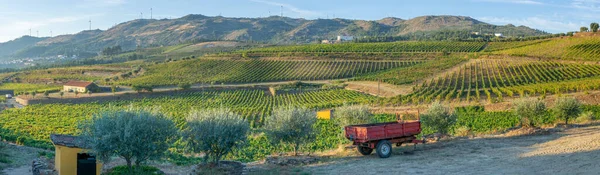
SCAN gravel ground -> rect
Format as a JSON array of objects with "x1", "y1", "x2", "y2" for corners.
[{"x1": 249, "y1": 124, "x2": 600, "y2": 175}]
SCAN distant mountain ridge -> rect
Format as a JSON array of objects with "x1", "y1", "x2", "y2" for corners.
[{"x1": 0, "y1": 15, "x2": 548, "y2": 59}]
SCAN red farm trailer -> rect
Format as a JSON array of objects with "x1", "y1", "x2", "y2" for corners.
[{"x1": 344, "y1": 113, "x2": 424, "y2": 158}]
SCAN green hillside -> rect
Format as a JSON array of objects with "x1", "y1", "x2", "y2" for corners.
[{"x1": 494, "y1": 35, "x2": 600, "y2": 60}]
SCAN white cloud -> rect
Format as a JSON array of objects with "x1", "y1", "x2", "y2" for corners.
[
  {"x1": 571, "y1": 0, "x2": 600, "y2": 11},
  {"x1": 249, "y1": 0, "x2": 322, "y2": 17},
  {"x1": 78, "y1": 0, "x2": 126, "y2": 7},
  {"x1": 475, "y1": 0, "x2": 544, "y2": 5},
  {"x1": 0, "y1": 14, "x2": 104, "y2": 42},
  {"x1": 479, "y1": 16, "x2": 581, "y2": 33}
]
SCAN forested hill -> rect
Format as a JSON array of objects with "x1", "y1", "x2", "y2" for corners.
[{"x1": 0, "y1": 15, "x2": 547, "y2": 59}]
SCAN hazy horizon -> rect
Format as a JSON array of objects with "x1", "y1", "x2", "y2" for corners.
[{"x1": 0, "y1": 0, "x2": 598, "y2": 42}]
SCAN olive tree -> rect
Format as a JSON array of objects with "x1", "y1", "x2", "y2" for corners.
[
  {"x1": 79, "y1": 108, "x2": 178, "y2": 173},
  {"x1": 581, "y1": 27, "x2": 589, "y2": 32},
  {"x1": 265, "y1": 106, "x2": 316, "y2": 156},
  {"x1": 554, "y1": 97, "x2": 582, "y2": 125},
  {"x1": 513, "y1": 97, "x2": 547, "y2": 127},
  {"x1": 334, "y1": 104, "x2": 372, "y2": 127},
  {"x1": 590, "y1": 22, "x2": 599, "y2": 32},
  {"x1": 421, "y1": 101, "x2": 456, "y2": 135},
  {"x1": 181, "y1": 108, "x2": 249, "y2": 165}
]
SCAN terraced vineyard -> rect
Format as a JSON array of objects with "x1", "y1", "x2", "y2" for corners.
[
  {"x1": 240, "y1": 41, "x2": 486, "y2": 54},
  {"x1": 353, "y1": 57, "x2": 467, "y2": 85},
  {"x1": 0, "y1": 83, "x2": 62, "y2": 94},
  {"x1": 494, "y1": 36, "x2": 600, "y2": 60},
  {"x1": 121, "y1": 59, "x2": 423, "y2": 86},
  {"x1": 394, "y1": 59, "x2": 600, "y2": 104},
  {"x1": 17, "y1": 65, "x2": 133, "y2": 84},
  {"x1": 483, "y1": 40, "x2": 550, "y2": 52},
  {"x1": 0, "y1": 89, "x2": 375, "y2": 148}
]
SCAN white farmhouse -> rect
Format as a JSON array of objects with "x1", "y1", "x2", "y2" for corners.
[
  {"x1": 336, "y1": 35, "x2": 354, "y2": 41},
  {"x1": 494, "y1": 33, "x2": 504, "y2": 37}
]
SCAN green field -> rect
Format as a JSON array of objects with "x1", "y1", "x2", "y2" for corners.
[
  {"x1": 240, "y1": 41, "x2": 486, "y2": 54},
  {"x1": 394, "y1": 59, "x2": 600, "y2": 104},
  {"x1": 0, "y1": 88, "x2": 375, "y2": 149},
  {"x1": 16, "y1": 65, "x2": 133, "y2": 84},
  {"x1": 120, "y1": 59, "x2": 423, "y2": 86},
  {"x1": 494, "y1": 36, "x2": 600, "y2": 60},
  {"x1": 483, "y1": 40, "x2": 551, "y2": 52},
  {"x1": 0, "y1": 83, "x2": 62, "y2": 94},
  {"x1": 353, "y1": 57, "x2": 467, "y2": 85}
]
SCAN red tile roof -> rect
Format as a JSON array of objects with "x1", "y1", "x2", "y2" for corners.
[{"x1": 64, "y1": 81, "x2": 94, "y2": 88}]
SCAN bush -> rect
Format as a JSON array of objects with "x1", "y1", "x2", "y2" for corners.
[
  {"x1": 106, "y1": 165, "x2": 163, "y2": 175},
  {"x1": 576, "y1": 111, "x2": 595, "y2": 123},
  {"x1": 178, "y1": 83, "x2": 192, "y2": 90},
  {"x1": 513, "y1": 97, "x2": 547, "y2": 127},
  {"x1": 333, "y1": 104, "x2": 372, "y2": 128},
  {"x1": 421, "y1": 101, "x2": 456, "y2": 135},
  {"x1": 554, "y1": 97, "x2": 582, "y2": 125},
  {"x1": 181, "y1": 108, "x2": 250, "y2": 165},
  {"x1": 80, "y1": 108, "x2": 178, "y2": 172},
  {"x1": 265, "y1": 106, "x2": 316, "y2": 156}
]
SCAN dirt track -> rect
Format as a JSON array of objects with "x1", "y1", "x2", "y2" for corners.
[{"x1": 253, "y1": 124, "x2": 600, "y2": 175}]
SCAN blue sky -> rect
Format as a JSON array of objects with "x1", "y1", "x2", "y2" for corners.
[{"x1": 0, "y1": 0, "x2": 599, "y2": 42}]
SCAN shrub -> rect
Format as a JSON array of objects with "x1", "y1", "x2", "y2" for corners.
[
  {"x1": 576, "y1": 111, "x2": 595, "y2": 123},
  {"x1": 79, "y1": 108, "x2": 178, "y2": 173},
  {"x1": 265, "y1": 106, "x2": 317, "y2": 156},
  {"x1": 421, "y1": 101, "x2": 456, "y2": 135},
  {"x1": 453, "y1": 126, "x2": 471, "y2": 137},
  {"x1": 513, "y1": 97, "x2": 547, "y2": 127},
  {"x1": 178, "y1": 83, "x2": 192, "y2": 90},
  {"x1": 106, "y1": 165, "x2": 162, "y2": 175},
  {"x1": 181, "y1": 108, "x2": 250, "y2": 165},
  {"x1": 554, "y1": 97, "x2": 582, "y2": 125},
  {"x1": 333, "y1": 104, "x2": 372, "y2": 128}
]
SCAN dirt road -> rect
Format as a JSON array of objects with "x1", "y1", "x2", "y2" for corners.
[{"x1": 253, "y1": 124, "x2": 600, "y2": 175}]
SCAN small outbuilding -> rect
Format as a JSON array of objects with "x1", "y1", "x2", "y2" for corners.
[
  {"x1": 51, "y1": 134, "x2": 102, "y2": 175},
  {"x1": 63, "y1": 81, "x2": 98, "y2": 93}
]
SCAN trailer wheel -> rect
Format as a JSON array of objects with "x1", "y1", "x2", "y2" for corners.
[
  {"x1": 357, "y1": 146, "x2": 373, "y2": 155},
  {"x1": 376, "y1": 140, "x2": 392, "y2": 158}
]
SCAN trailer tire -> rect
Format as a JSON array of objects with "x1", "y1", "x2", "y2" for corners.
[
  {"x1": 357, "y1": 146, "x2": 373, "y2": 155},
  {"x1": 376, "y1": 140, "x2": 392, "y2": 158}
]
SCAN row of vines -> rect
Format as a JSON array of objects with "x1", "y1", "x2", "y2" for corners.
[
  {"x1": 393, "y1": 59, "x2": 600, "y2": 104},
  {"x1": 121, "y1": 59, "x2": 422, "y2": 86},
  {"x1": 0, "y1": 89, "x2": 376, "y2": 149}
]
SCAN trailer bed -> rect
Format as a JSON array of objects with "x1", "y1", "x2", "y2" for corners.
[{"x1": 345, "y1": 120, "x2": 422, "y2": 144}]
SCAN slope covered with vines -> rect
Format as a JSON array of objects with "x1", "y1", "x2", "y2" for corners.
[
  {"x1": 121, "y1": 59, "x2": 422, "y2": 86},
  {"x1": 0, "y1": 89, "x2": 375, "y2": 149},
  {"x1": 393, "y1": 59, "x2": 600, "y2": 104},
  {"x1": 494, "y1": 36, "x2": 600, "y2": 60}
]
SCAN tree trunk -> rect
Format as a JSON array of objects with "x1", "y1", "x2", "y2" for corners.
[
  {"x1": 294, "y1": 142, "x2": 300, "y2": 156},
  {"x1": 125, "y1": 158, "x2": 133, "y2": 173}
]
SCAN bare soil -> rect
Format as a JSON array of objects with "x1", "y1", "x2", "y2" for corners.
[
  {"x1": 345, "y1": 81, "x2": 412, "y2": 97},
  {"x1": 1, "y1": 143, "x2": 52, "y2": 175},
  {"x1": 248, "y1": 124, "x2": 600, "y2": 175}
]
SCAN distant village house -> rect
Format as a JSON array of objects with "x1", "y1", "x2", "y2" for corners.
[{"x1": 63, "y1": 81, "x2": 99, "y2": 93}]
